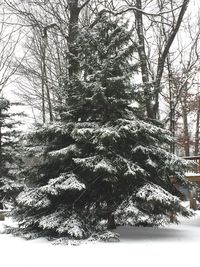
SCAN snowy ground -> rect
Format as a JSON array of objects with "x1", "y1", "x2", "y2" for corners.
[{"x1": 1, "y1": 211, "x2": 200, "y2": 267}]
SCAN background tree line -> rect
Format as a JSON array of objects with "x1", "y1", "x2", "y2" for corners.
[{"x1": 1, "y1": 0, "x2": 200, "y2": 156}]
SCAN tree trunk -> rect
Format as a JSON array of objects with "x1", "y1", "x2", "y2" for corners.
[
  {"x1": 107, "y1": 196, "x2": 116, "y2": 230},
  {"x1": 41, "y1": 52, "x2": 46, "y2": 124},
  {"x1": 134, "y1": 0, "x2": 154, "y2": 119},
  {"x1": 68, "y1": 0, "x2": 80, "y2": 78},
  {"x1": 107, "y1": 214, "x2": 116, "y2": 230},
  {"x1": 0, "y1": 108, "x2": 2, "y2": 169},
  {"x1": 182, "y1": 87, "x2": 190, "y2": 156},
  {"x1": 182, "y1": 107, "x2": 190, "y2": 156},
  {"x1": 134, "y1": 0, "x2": 190, "y2": 120},
  {"x1": 194, "y1": 94, "x2": 200, "y2": 155},
  {"x1": 167, "y1": 56, "x2": 176, "y2": 154},
  {"x1": 153, "y1": 0, "x2": 190, "y2": 119},
  {"x1": 42, "y1": 32, "x2": 53, "y2": 122}
]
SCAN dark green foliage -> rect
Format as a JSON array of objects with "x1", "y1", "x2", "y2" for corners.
[
  {"x1": 64, "y1": 18, "x2": 138, "y2": 123},
  {"x1": 12, "y1": 17, "x2": 192, "y2": 240},
  {"x1": 0, "y1": 98, "x2": 24, "y2": 207}
]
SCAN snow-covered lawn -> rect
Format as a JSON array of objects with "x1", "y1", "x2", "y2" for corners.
[{"x1": 1, "y1": 212, "x2": 200, "y2": 267}]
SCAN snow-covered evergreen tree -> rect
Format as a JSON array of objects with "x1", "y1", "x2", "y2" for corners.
[
  {"x1": 0, "y1": 98, "x2": 23, "y2": 209},
  {"x1": 12, "y1": 16, "x2": 191, "y2": 240}
]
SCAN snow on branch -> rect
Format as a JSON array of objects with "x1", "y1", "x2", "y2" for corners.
[
  {"x1": 57, "y1": 214, "x2": 85, "y2": 238},
  {"x1": 98, "y1": 127, "x2": 120, "y2": 142},
  {"x1": 72, "y1": 127, "x2": 96, "y2": 142},
  {"x1": 29, "y1": 122, "x2": 74, "y2": 139},
  {"x1": 118, "y1": 118, "x2": 172, "y2": 142},
  {"x1": 41, "y1": 173, "x2": 86, "y2": 195},
  {"x1": 17, "y1": 189, "x2": 51, "y2": 209},
  {"x1": 94, "y1": 159, "x2": 117, "y2": 174},
  {"x1": 39, "y1": 209, "x2": 88, "y2": 238},
  {"x1": 39, "y1": 210, "x2": 62, "y2": 230},
  {"x1": 136, "y1": 183, "x2": 179, "y2": 205},
  {"x1": 115, "y1": 199, "x2": 150, "y2": 226},
  {"x1": 73, "y1": 156, "x2": 98, "y2": 170},
  {"x1": 48, "y1": 145, "x2": 80, "y2": 160}
]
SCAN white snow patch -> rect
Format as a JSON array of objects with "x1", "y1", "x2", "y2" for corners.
[{"x1": 0, "y1": 210, "x2": 200, "y2": 267}]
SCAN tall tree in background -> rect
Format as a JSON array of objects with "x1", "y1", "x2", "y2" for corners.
[
  {"x1": 194, "y1": 87, "x2": 200, "y2": 156},
  {"x1": 132, "y1": 0, "x2": 190, "y2": 119},
  {"x1": 0, "y1": 6, "x2": 22, "y2": 93},
  {"x1": 164, "y1": 14, "x2": 200, "y2": 156},
  {"x1": 3, "y1": 0, "x2": 192, "y2": 122},
  {"x1": 4, "y1": 0, "x2": 93, "y2": 123}
]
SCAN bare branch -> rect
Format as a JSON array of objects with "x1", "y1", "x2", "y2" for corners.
[{"x1": 79, "y1": 0, "x2": 91, "y2": 11}]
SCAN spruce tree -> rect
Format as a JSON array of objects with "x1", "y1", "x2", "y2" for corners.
[
  {"x1": 0, "y1": 98, "x2": 23, "y2": 209},
  {"x1": 12, "y1": 17, "x2": 191, "y2": 240}
]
